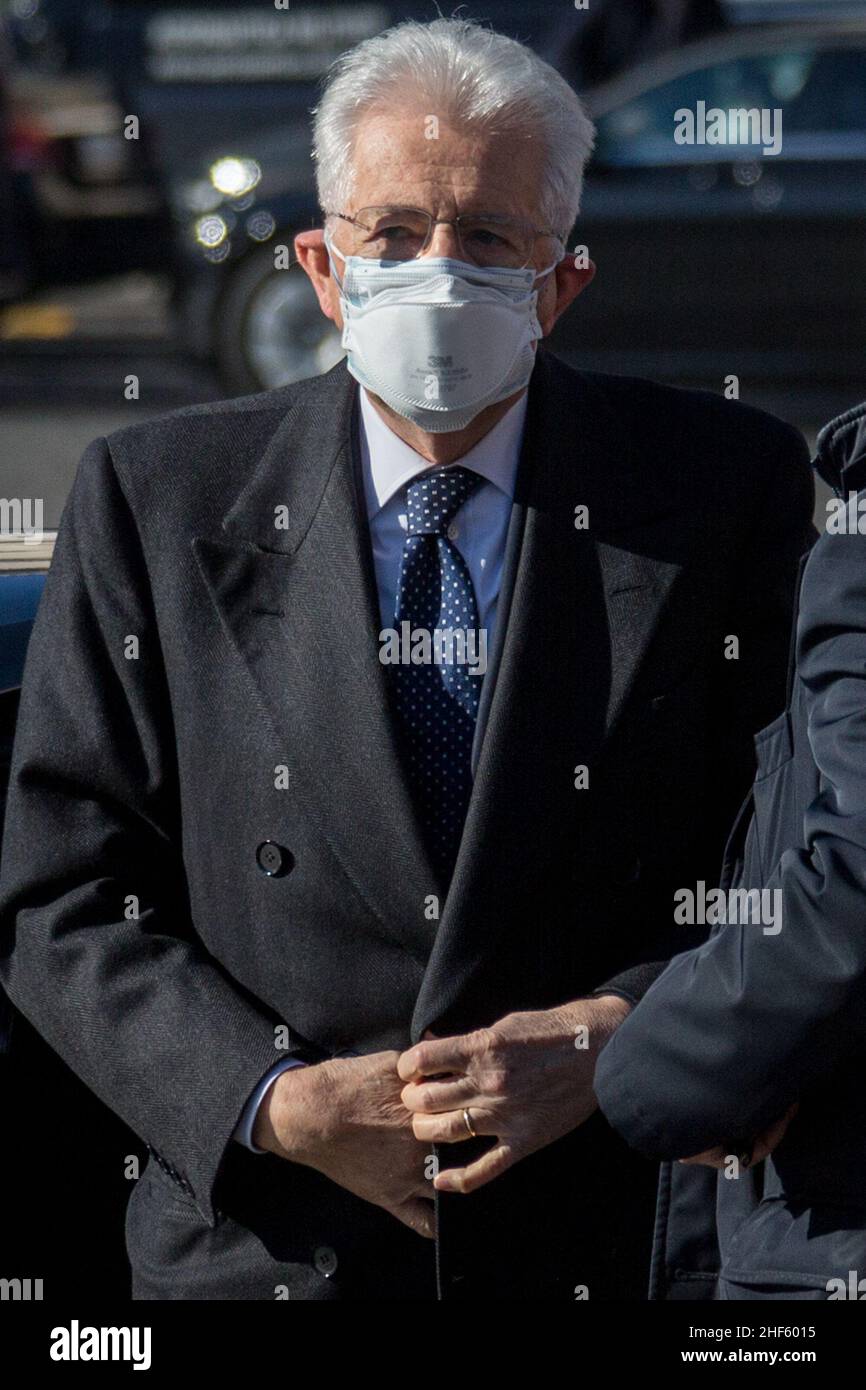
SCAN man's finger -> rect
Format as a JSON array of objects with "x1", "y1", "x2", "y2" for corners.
[
  {"x1": 411, "y1": 1107, "x2": 491, "y2": 1144},
  {"x1": 679, "y1": 1101, "x2": 800, "y2": 1170},
  {"x1": 401, "y1": 1076, "x2": 475, "y2": 1113},
  {"x1": 388, "y1": 1198, "x2": 436, "y2": 1240},
  {"x1": 679, "y1": 1148, "x2": 727, "y2": 1168},
  {"x1": 433, "y1": 1143, "x2": 514, "y2": 1194},
  {"x1": 750, "y1": 1102, "x2": 800, "y2": 1164},
  {"x1": 397, "y1": 1033, "x2": 478, "y2": 1081}
]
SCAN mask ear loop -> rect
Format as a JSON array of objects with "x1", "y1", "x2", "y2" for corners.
[
  {"x1": 323, "y1": 227, "x2": 347, "y2": 292},
  {"x1": 524, "y1": 249, "x2": 564, "y2": 344},
  {"x1": 534, "y1": 246, "x2": 567, "y2": 282}
]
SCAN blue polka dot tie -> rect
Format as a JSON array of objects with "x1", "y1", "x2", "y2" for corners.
[{"x1": 391, "y1": 465, "x2": 484, "y2": 884}]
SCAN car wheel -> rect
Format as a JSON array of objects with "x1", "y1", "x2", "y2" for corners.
[{"x1": 215, "y1": 240, "x2": 344, "y2": 394}]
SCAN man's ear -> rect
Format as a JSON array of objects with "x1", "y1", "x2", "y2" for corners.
[
  {"x1": 538, "y1": 254, "x2": 596, "y2": 338},
  {"x1": 295, "y1": 228, "x2": 343, "y2": 328}
]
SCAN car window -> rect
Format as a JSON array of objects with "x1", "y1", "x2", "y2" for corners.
[
  {"x1": 594, "y1": 44, "x2": 866, "y2": 167},
  {"x1": 780, "y1": 48, "x2": 866, "y2": 133}
]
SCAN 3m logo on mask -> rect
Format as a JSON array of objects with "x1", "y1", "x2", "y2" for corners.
[
  {"x1": 424, "y1": 355, "x2": 452, "y2": 401},
  {"x1": 423, "y1": 353, "x2": 468, "y2": 402}
]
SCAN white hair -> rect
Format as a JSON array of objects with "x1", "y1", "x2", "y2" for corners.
[{"x1": 312, "y1": 16, "x2": 595, "y2": 241}]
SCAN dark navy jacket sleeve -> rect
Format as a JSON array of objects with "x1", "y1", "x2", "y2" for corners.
[{"x1": 595, "y1": 522, "x2": 866, "y2": 1160}]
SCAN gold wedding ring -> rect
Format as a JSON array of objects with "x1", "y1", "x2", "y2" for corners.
[{"x1": 462, "y1": 1107, "x2": 477, "y2": 1139}]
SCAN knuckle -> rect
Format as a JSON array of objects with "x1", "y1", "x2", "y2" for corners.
[
  {"x1": 473, "y1": 1026, "x2": 499, "y2": 1058},
  {"x1": 417, "y1": 1084, "x2": 437, "y2": 1112},
  {"x1": 485, "y1": 1066, "x2": 509, "y2": 1096},
  {"x1": 411, "y1": 1043, "x2": 430, "y2": 1072}
]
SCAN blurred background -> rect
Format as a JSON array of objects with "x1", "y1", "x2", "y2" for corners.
[
  {"x1": 2, "y1": 0, "x2": 865, "y2": 535},
  {"x1": 1, "y1": 0, "x2": 865, "y2": 1297}
]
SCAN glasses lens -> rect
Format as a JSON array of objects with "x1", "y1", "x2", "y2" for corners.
[
  {"x1": 457, "y1": 216, "x2": 533, "y2": 268},
  {"x1": 337, "y1": 209, "x2": 541, "y2": 268},
  {"x1": 346, "y1": 208, "x2": 430, "y2": 260}
]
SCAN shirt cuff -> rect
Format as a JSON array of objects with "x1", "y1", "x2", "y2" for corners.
[
  {"x1": 590, "y1": 959, "x2": 669, "y2": 1006},
  {"x1": 589, "y1": 986, "x2": 639, "y2": 1010},
  {"x1": 233, "y1": 1057, "x2": 308, "y2": 1153}
]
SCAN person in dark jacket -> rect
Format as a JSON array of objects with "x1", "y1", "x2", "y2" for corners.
[{"x1": 596, "y1": 401, "x2": 866, "y2": 1300}]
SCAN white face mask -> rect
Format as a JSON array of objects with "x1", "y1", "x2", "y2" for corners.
[{"x1": 324, "y1": 229, "x2": 560, "y2": 432}]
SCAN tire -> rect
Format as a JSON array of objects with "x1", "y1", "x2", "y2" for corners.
[{"x1": 214, "y1": 239, "x2": 343, "y2": 395}]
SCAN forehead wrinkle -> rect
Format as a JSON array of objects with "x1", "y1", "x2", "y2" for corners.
[{"x1": 349, "y1": 110, "x2": 540, "y2": 219}]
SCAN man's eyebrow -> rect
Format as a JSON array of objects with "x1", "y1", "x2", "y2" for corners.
[{"x1": 362, "y1": 205, "x2": 530, "y2": 220}]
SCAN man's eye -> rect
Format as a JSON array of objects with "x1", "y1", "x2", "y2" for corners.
[
  {"x1": 377, "y1": 224, "x2": 418, "y2": 241},
  {"x1": 465, "y1": 228, "x2": 508, "y2": 247}
]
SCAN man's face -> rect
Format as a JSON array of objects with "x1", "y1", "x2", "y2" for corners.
[{"x1": 297, "y1": 108, "x2": 594, "y2": 337}]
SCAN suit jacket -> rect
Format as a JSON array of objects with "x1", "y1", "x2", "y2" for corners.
[
  {"x1": 0, "y1": 349, "x2": 813, "y2": 1300},
  {"x1": 596, "y1": 401, "x2": 866, "y2": 1301}
]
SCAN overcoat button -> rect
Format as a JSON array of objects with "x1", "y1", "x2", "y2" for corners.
[
  {"x1": 313, "y1": 1245, "x2": 338, "y2": 1278},
  {"x1": 256, "y1": 841, "x2": 292, "y2": 877}
]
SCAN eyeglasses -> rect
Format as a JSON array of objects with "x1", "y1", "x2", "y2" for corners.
[{"x1": 327, "y1": 206, "x2": 564, "y2": 270}]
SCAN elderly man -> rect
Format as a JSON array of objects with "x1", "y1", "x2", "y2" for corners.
[{"x1": 0, "y1": 18, "x2": 812, "y2": 1301}]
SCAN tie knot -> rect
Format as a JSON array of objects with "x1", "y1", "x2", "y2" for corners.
[{"x1": 405, "y1": 466, "x2": 480, "y2": 536}]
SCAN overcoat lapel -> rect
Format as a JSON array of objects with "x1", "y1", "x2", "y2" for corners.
[
  {"x1": 412, "y1": 350, "x2": 689, "y2": 1038},
  {"x1": 193, "y1": 364, "x2": 441, "y2": 961},
  {"x1": 192, "y1": 352, "x2": 693, "y2": 1015}
]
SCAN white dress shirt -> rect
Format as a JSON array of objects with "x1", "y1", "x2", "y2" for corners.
[
  {"x1": 233, "y1": 386, "x2": 529, "y2": 1150},
  {"x1": 359, "y1": 385, "x2": 527, "y2": 642}
]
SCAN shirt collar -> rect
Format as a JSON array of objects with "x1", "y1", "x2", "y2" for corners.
[{"x1": 358, "y1": 386, "x2": 528, "y2": 521}]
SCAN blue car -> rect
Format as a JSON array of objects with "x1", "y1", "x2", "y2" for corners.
[
  {"x1": 0, "y1": 556, "x2": 49, "y2": 1047},
  {"x1": 0, "y1": 570, "x2": 45, "y2": 696},
  {"x1": 0, "y1": 554, "x2": 49, "y2": 807}
]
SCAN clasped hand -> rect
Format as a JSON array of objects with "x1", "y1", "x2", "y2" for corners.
[{"x1": 259, "y1": 997, "x2": 629, "y2": 1238}]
